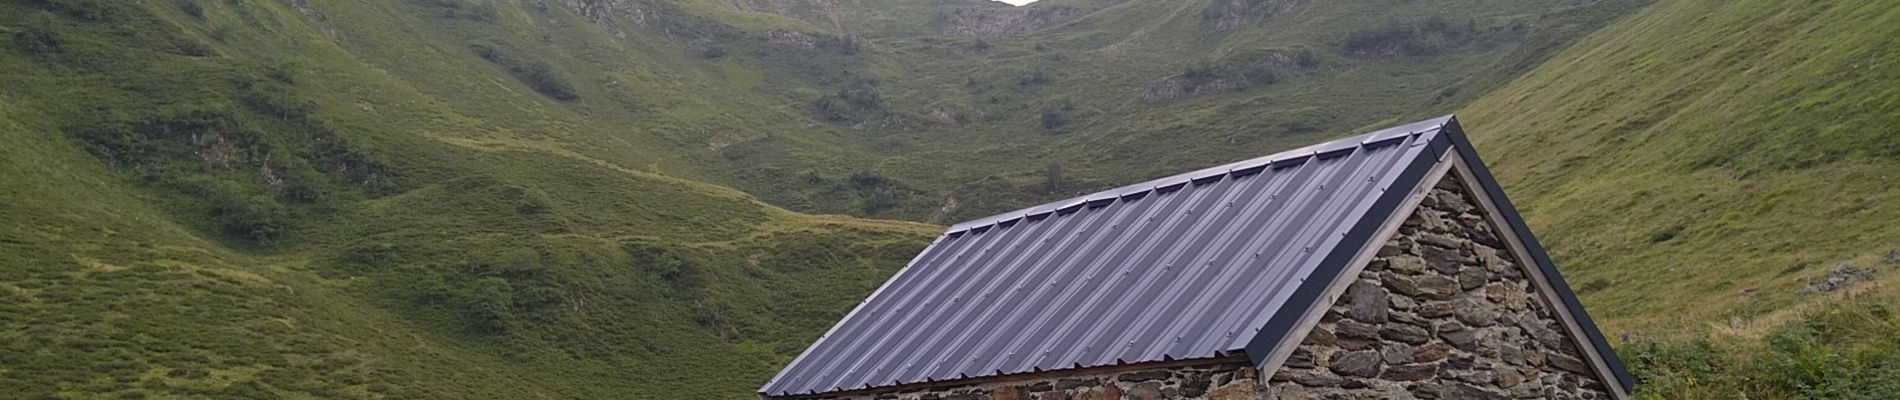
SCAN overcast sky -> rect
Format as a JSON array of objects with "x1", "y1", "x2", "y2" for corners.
[{"x1": 994, "y1": 0, "x2": 1037, "y2": 5}]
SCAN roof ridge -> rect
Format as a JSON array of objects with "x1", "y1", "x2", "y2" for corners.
[{"x1": 944, "y1": 115, "x2": 1454, "y2": 235}]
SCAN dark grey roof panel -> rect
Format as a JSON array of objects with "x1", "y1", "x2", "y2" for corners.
[{"x1": 762, "y1": 117, "x2": 1457, "y2": 397}]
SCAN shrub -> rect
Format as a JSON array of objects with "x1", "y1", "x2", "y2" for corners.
[
  {"x1": 239, "y1": 84, "x2": 316, "y2": 120},
  {"x1": 1039, "y1": 101, "x2": 1075, "y2": 133},
  {"x1": 1339, "y1": 16, "x2": 1486, "y2": 58},
  {"x1": 847, "y1": 170, "x2": 887, "y2": 190},
  {"x1": 1293, "y1": 46, "x2": 1322, "y2": 67},
  {"x1": 624, "y1": 243, "x2": 700, "y2": 290},
  {"x1": 10, "y1": 12, "x2": 65, "y2": 56},
  {"x1": 26, "y1": 0, "x2": 114, "y2": 21},
  {"x1": 174, "y1": 0, "x2": 204, "y2": 18},
  {"x1": 211, "y1": 194, "x2": 291, "y2": 245},
  {"x1": 1016, "y1": 69, "x2": 1051, "y2": 87},
  {"x1": 809, "y1": 80, "x2": 886, "y2": 123},
  {"x1": 471, "y1": 43, "x2": 580, "y2": 101},
  {"x1": 463, "y1": 277, "x2": 513, "y2": 332}
]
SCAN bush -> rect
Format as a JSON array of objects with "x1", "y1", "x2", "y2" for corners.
[
  {"x1": 25, "y1": 0, "x2": 114, "y2": 21},
  {"x1": 463, "y1": 277, "x2": 513, "y2": 332},
  {"x1": 211, "y1": 194, "x2": 291, "y2": 245},
  {"x1": 1340, "y1": 16, "x2": 1486, "y2": 57},
  {"x1": 809, "y1": 80, "x2": 886, "y2": 123},
  {"x1": 240, "y1": 84, "x2": 316, "y2": 120},
  {"x1": 1039, "y1": 101, "x2": 1075, "y2": 133},
  {"x1": 471, "y1": 43, "x2": 580, "y2": 101},
  {"x1": 174, "y1": 0, "x2": 204, "y2": 18},
  {"x1": 624, "y1": 243, "x2": 700, "y2": 290},
  {"x1": 1016, "y1": 69, "x2": 1052, "y2": 87},
  {"x1": 10, "y1": 12, "x2": 65, "y2": 56},
  {"x1": 1293, "y1": 46, "x2": 1322, "y2": 68}
]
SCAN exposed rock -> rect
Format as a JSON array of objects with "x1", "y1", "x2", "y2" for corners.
[
  {"x1": 1141, "y1": 76, "x2": 1235, "y2": 102},
  {"x1": 1800, "y1": 263, "x2": 1874, "y2": 294},
  {"x1": 764, "y1": 30, "x2": 818, "y2": 49},
  {"x1": 939, "y1": 5, "x2": 1079, "y2": 37}
]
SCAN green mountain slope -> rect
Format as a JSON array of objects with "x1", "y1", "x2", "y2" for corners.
[
  {"x1": 0, "y1": 1, "x2": 933, "y2": 398},
  {"x1": 1462, "y1": 0, "x2": 1900, "y2": 338},
  {"x1": 1460, "y1": 1, "x2": 1900, "y2": 396},
  {"x1": 10, "y1": 0, "x2": 1897, "y2": 398}
]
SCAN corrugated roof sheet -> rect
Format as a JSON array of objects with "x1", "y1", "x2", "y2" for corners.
[{"x1": 761, "y1": 117, "x2": 1460, "y2": 397}]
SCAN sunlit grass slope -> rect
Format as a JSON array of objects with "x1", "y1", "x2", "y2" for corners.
[
  {"x1": 1462, "y1": 0, "x2": 1900, "y2": 339},
  {"x1": 0, "y1": 0, "x2": 933, "y2": 398}
]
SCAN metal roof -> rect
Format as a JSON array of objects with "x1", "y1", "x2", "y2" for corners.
[{"x1": 760, "y1": 116, "x2": 1632, "y2": 397}]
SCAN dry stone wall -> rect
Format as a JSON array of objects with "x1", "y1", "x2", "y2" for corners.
[
  {"x1": 789, "y1": 359, "x2": 1268, "y2": 400},
  {"x1": 1265, "y1": 175, "x2": 1611, "y2": 399}
]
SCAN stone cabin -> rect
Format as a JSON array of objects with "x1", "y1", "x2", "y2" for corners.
[{"x1": 760, "y1": 117, "x2": 1634, "y2": 400}]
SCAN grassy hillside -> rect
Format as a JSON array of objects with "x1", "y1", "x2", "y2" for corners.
[
  {"x1": 728, "y1": 0, "x2": 1649, "y2": 222},
  {"x1": 1463, "y1": 0, "x2": 1900, "y2": 339},
  {"x1": 1459, "y1": 0, "x2": 1900, "y2": 397},
  {"x1": 0, "y1": 1, "x2": 934, "y2": 398},
  {"x1": 10, "y1": 0, "x2": 1898, "y2": 398},
  {"x1": 0, "y1": 0, "x2": 1652, "y2": 398}
]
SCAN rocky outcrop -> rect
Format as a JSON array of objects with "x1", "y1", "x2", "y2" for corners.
[
  {"x1": 1201, "y1": 0, "x2": 1307, "y2": 32},
  {"x1": 730, "y1": 0, "x2": 845, "y2": 31},
  {"x1": 557, "y1": 0, "x2": 658, "y2": 38},
  {"x1": 1142, "y1": 76, "x2": 1236, "y2": 102},
  {"x1": 1266, "y1": 175, "x2": 1612, "y2": 400},
  {"x1": 938, "y1": 5, "x2": 1080, "y2": 37},
  {"x1": 764, "y1": 29, "x2": 819, "y2": 49},
  {"x1": 1800, "y1": 263, "x2": 1874, "y2": 294}
]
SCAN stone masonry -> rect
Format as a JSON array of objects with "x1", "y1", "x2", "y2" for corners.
[
  {"x1": 771, "y1": 174, "x2": 1611, "y2": 400},
  {"x1": 1265, "y1": 174, "x2": 1611, "y2": 399},
  {"x1": 792, "y1": 358, "x2": 1266, "y2": 400}
]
